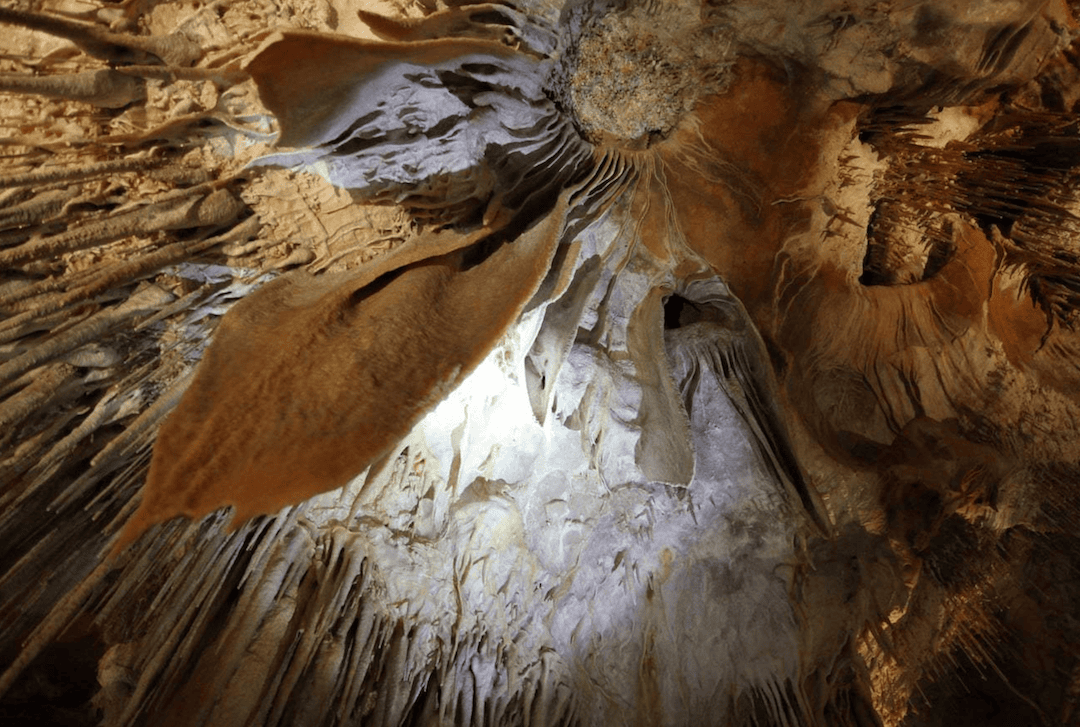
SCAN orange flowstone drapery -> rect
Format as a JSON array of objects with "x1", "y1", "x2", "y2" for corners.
[{"x1": 116, "y1": 197, "x2": 570, "y2": 551}]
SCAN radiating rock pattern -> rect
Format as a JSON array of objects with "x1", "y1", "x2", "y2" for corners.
[{"x1": 1, "y1": 1, "x2": 1080, "y2": 726}]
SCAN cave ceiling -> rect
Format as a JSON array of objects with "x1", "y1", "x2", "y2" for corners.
[{"x1": 1, "y1": 0, "x2": 1080, "y2": 725}]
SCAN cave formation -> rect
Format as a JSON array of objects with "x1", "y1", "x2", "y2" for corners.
[{"x1": 2, "y1": 0, "x2": 1080, "y2": 725}]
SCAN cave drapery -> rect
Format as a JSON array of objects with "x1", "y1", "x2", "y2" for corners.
[{"x1": 2, "y1": 0, "x2": 1080, "y2": 725}]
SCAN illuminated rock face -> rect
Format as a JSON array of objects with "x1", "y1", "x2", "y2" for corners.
[{"x1": 1, "y1": 1, "x2": 1080, "y2": 726}]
